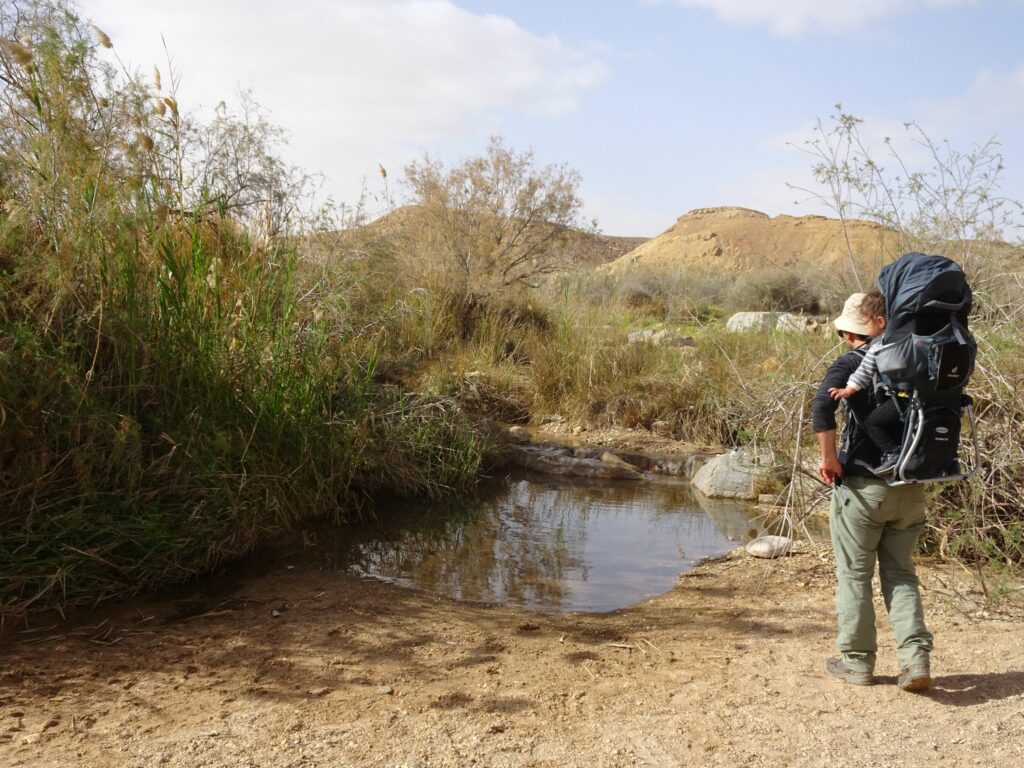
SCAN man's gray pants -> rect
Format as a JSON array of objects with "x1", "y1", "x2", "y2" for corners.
[{"x1": 829, "y1": 475, "x2": 933, "y2": 674}]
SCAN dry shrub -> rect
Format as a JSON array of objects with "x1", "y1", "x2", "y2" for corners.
[
  {"x1": 724, "y1": 267, "x2": 828, "y2": 313},
  {"x1": 438, "y1": 370, "x2": 533, "y2": 424},
  {"x1": 402, "y1": 137, "x2": 591, "y2": 294}
]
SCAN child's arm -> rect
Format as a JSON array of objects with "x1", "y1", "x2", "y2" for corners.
[
  {"x1": 835, "y1": 348, "x2": 876, "y2": 397},
  {"x1": 828, "y1": 384, "x2": 861, "y2": 400},
  {"x1": 829, "y1": 346, "x2": 878, "y2": 400}
]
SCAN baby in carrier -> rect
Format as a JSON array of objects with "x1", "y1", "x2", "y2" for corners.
[{"x1": 828, "y1": 288, "x2": 904, "y2": 474}]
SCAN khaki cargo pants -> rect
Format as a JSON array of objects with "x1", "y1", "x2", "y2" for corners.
[{"x1": 829, "y1": 475, "x2": 933, "y2": 674}]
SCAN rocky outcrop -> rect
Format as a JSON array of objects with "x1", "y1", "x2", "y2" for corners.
[
  {"x1": 691, "y1": 447, "x2": 776, "y2": 501},
  {"x1": 601, "y1": 206, "x2": 896, "y2": 276},
  {"x1": 508, "y1": 444, "x2": 643, "y2": 480},
  {"x1": 503, "y1": 438, "x2": 716, "y2": 481},
  {"x1": 725, "y1": 312, "x2": 821, "y2": 333}
]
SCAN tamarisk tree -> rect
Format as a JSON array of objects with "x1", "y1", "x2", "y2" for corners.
[{"x1": 403, "y1": 137, "x2": 590, "y2": 293}]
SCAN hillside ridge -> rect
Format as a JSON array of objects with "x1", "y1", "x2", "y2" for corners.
[{"x1": 603, "y1": 205, "x2": 897, "y2": 276}]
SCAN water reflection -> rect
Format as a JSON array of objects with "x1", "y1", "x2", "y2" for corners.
[{"x1": 294, "y1": 472, "x2": 765, "y2": 613}]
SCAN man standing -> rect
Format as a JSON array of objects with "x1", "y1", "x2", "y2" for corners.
[{"x1": 814, "y1": 292, "x2": 933, "y2": 691}]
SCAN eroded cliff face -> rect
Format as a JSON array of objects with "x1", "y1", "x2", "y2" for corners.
[{"x1": 601, "y1": 206, "x2": 898, "y2": 276}]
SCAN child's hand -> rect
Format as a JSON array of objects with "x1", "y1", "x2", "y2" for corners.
[{"x1": 829, "y1": 386, "x2": 855, "y2": 400}]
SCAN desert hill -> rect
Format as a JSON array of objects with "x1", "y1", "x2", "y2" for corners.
[
  {"x1": 565, "y1": 231, "x2": 649, "y2": 266},
  {"x1": 333, "y1": 205, "x2": 647, "y2": 267},
  {"x1": 602, "y1": 206, "x2": 899, "y2": 277},
  {"x1": 310, "y1": 204, "x2": 1021, "y2": 285}
]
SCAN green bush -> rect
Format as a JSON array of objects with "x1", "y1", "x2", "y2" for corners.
[{"x1": 0, "y1": 1, "x2": 486, "y2": 619}]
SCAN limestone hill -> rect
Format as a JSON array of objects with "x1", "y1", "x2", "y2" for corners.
[{"x1": 602, "y1": 206, "x2": 898, "y2": 278}]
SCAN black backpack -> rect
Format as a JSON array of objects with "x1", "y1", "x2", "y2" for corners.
[{"x1": 871, "y1": 252, "x2": 979, "y2": 484}]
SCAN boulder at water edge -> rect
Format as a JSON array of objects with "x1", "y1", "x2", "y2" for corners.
[
  {"x1": 691, "y1": 447, "x2": 774, "y2": 501},
  {"x1": 745, "y1": 535, "x2": 794, "y2": 559}
]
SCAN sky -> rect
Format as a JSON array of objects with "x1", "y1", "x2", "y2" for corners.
[{"x1": 79, "y1": 0, "x2": 1024, "y2": 236}]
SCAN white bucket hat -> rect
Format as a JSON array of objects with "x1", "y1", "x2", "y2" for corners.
[{"x1": 833, "y1": 292, "x2": 871, "y2": 336}]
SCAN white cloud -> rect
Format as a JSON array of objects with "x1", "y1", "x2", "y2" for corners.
[
  {"x1": 82, "y1": 0, "x2": 605, "y2": 212},
  {"x1": 659, "y1": 0, "x2": 978, "y2": 37},
  {"x1": 918, "y1": 65, "x2": 1024, "y2": 134}
]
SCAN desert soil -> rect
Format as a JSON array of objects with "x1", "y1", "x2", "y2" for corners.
[{"x1": 3, "y1": 535, "x2": 1023, "y2": 768}]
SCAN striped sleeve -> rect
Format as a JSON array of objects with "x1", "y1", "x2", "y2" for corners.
[{"x1": 845, "y1": 346, "x2": 878, "y2": 391}]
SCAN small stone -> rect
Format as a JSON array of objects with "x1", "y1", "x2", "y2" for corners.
[
  {"x1": 307, "y1": 687, "x2": 331, "y2": 698},
  {"x1": 377, "y1": 685, "x2": 394, "y2": 695},
  {"x1": 271, "y1": 610, "x2": 282, "y2": 618},
  {"x1": 665, "y1": 335, "x2": 696, "y2": 348}
]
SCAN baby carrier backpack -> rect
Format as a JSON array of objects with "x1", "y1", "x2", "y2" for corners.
[{"x1": 869, "y1": 252, "x2": 979, "y2": 485}]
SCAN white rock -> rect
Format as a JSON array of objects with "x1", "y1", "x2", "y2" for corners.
[
  {"x1": 726, "y1": 312, "x2": 777, "y2": 332},
  {"x1": 745, "y1": 535, "x2": 794, "y2": 559}
]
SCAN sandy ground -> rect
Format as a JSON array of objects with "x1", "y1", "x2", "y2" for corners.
[{"x1": 2, "y1": 543, "x2": 1023, "y2": 768}]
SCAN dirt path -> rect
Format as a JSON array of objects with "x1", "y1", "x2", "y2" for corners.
[{"x1": 2, "y1": 548, "x2": 1023, "y2": 768}]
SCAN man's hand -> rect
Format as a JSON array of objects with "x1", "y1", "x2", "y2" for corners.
[
  {"x1": 818, "y1": 454, "x2": 843, "y2": 484},
  {"x1": 816, "y1": 429, "x2": 842, "y2": 485}
]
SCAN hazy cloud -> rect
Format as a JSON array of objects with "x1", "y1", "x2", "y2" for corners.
[
  {"x1": 656, "y1": 0, "x2": 978, "y2": 37},
  {"x1": 918, "y1": 65, "x2": 1024, "y2": 133},
  {"x1": 82, "y1": 0, "x2": 605, "y2": 208}
]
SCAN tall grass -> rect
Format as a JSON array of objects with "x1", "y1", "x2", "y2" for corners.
[{"x1": 0, "y1": 3, "x2": 485, "y2": 620}]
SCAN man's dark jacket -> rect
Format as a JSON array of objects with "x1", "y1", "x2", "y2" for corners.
[{"x1": 812, "y1": 348, "x2": 883, "y2": 478}]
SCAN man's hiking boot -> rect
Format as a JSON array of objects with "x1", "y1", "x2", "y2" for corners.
[
  {"x1": 825, "y1": 657, "x2": 874, "y2": 686},
  {"x1": 898, "y1": 663, "x2": 932, "y2": 692}
]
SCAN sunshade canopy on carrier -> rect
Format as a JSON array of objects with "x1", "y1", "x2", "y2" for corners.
[{"x1": 877, "y1": 252, "x2": 972, "y2": 340}]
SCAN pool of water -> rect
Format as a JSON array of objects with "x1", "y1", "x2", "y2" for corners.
[{"x1": 274, "y1": 471, "x2": 770, "y2": 613}]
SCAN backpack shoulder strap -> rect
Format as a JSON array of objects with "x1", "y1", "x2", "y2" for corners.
[{"x1": 838, "y1": 347, "x2": 871, "y2": 457}]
